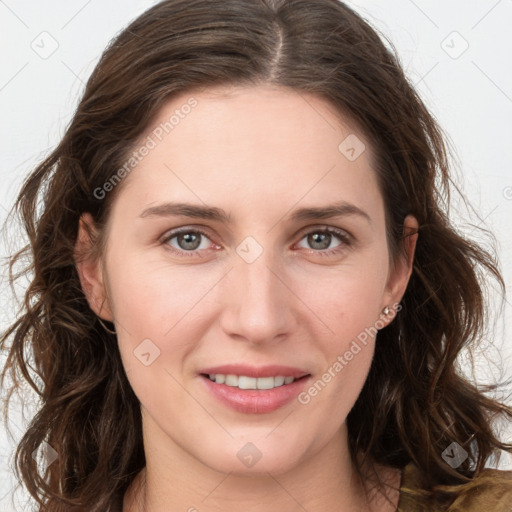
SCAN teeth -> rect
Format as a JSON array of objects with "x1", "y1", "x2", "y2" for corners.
[{"x1": 207, "y1": 374, "x2": 297, "y2": 389}]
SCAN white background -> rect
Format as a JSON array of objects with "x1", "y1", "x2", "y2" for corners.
[{"x1": 1, "y1": 1, "x2": 511, "y2": 510}]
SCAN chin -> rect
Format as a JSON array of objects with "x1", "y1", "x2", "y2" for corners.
[{"x1": 199, "y1": 440, "x2": 305, "y2": 477}]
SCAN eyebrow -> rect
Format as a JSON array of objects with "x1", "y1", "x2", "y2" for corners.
[{"x1": 139, "y1": 201, "x2": 372, "y2": 225}]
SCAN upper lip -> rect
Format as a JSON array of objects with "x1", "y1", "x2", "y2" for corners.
[{"x1": 200, "y1": 364, "x2": 310, "y2": 379}]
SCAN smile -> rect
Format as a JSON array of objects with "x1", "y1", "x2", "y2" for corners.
[{"x1": 204, "y1": 374, "x2": 301, "y2": 389}]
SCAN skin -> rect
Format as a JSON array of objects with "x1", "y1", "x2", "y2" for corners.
[{"x1": 75, "y1": 84, "x2": 418, "y2": 512}]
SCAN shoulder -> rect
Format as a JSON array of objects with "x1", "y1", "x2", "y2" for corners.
[
  {"x1": 398, "y1": 463, "x2": 512, "y2": 512},
  {"x1": 447, "y1": 466, "x2": 512, "y2": 511}
]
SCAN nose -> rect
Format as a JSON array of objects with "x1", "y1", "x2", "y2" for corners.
[{"x1": 219, "y1": 247, "x2": 297, "y2": 345}]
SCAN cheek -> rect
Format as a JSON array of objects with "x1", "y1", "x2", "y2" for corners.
[
  {"x1": 295, "y1": 277, "x2": 380, "y2": 427},
  {"x1": 290, "y1": 258, "x2": 387, "y2": 399},
  {"x1": 292, "y1": 258, "x2": 389, "y2": 336},
  {"x1": 105, "y1": 251, "x2": 226, "y2": 396},
  {"x1": 106, "y1": 249, "x2": 206, "y2": 334}
]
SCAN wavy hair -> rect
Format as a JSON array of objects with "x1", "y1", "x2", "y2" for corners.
[{"x1": 1, "y1": 0, "x2": 511, "y2": 510}]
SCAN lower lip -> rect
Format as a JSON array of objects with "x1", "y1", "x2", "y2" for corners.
[{"x1": 200, "y1": 375, "x2": 311, "y2": 414}]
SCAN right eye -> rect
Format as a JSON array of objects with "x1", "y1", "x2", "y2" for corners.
[{"x1": 161, "y1": 228, "x2": 219, "y2": 257}]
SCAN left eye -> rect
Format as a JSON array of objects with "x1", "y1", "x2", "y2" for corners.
[{"x1": 296, "y1": 228, "x2": 348, "y2": 252}]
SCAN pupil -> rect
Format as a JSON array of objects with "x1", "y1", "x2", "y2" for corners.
[
  {"x1": 179, "y1": 233, "x2": 200, "y2": 250},
  {"x1": 309, "y1": 233, "x2": 330, "y2": 250}
]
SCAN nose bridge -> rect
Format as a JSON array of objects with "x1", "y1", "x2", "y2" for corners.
[{"x1": 222, "y1": 237, "x2": 293, "y2": 342}]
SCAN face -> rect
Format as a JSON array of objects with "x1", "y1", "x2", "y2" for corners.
[{"x1": 77, "y1": 84, "x2": 416, "y2": 476}]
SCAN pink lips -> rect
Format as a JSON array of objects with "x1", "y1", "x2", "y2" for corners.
[{"x1": 198, "y1": 364, "x2": 311, "y2": 414}]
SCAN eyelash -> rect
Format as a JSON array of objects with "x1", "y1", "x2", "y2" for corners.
[{"x1": 160, "y1": 226, "x2": 353, "y2": 258}]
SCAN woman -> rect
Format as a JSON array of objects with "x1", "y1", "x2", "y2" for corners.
[{"x1": 1, "y1": 1, "x2": 511, "y2": 511}]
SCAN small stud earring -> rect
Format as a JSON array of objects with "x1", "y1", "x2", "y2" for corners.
[{"x1": 382, "y1": 306, "x2": 390, "y2": 315}]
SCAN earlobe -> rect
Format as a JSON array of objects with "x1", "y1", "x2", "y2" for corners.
[{"x1": 74, "y1": 213, "x2": 113, "y2": 321}]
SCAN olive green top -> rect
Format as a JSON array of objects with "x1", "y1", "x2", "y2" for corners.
[{"x1": 397, "y1": 462, "x2": 512, "y2": 511}]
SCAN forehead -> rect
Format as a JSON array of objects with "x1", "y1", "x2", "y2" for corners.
[
  {"x1": 161, "y1": 83, "x2": 367, "y2": 158},
  {"x1": 109, "y1": 84, "x2": 382, "y2": 225}
]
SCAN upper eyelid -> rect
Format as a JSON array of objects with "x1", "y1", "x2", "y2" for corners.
[{"x1": 297, "y1": 224, "x2": 352, "y2": 238}]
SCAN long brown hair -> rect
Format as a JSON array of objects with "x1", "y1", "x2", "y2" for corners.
[{"x1": 1, "y1": 0, "x2": 511, "y2": 510}]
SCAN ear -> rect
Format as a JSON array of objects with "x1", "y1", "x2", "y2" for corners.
[
  {"x1": 382, "y1": 214, "x2": 418, "y2": 314},
  {"x1": 74, "y1": 212, "x2": 114, "y2": 321}
]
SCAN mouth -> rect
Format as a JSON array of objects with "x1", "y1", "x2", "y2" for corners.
[
  {"x1": 200, "y1": 373, "x2": 310, "y2": 390},
  {"x1": 199, "y1": 372, "x2": 312, "y2": 414}
]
